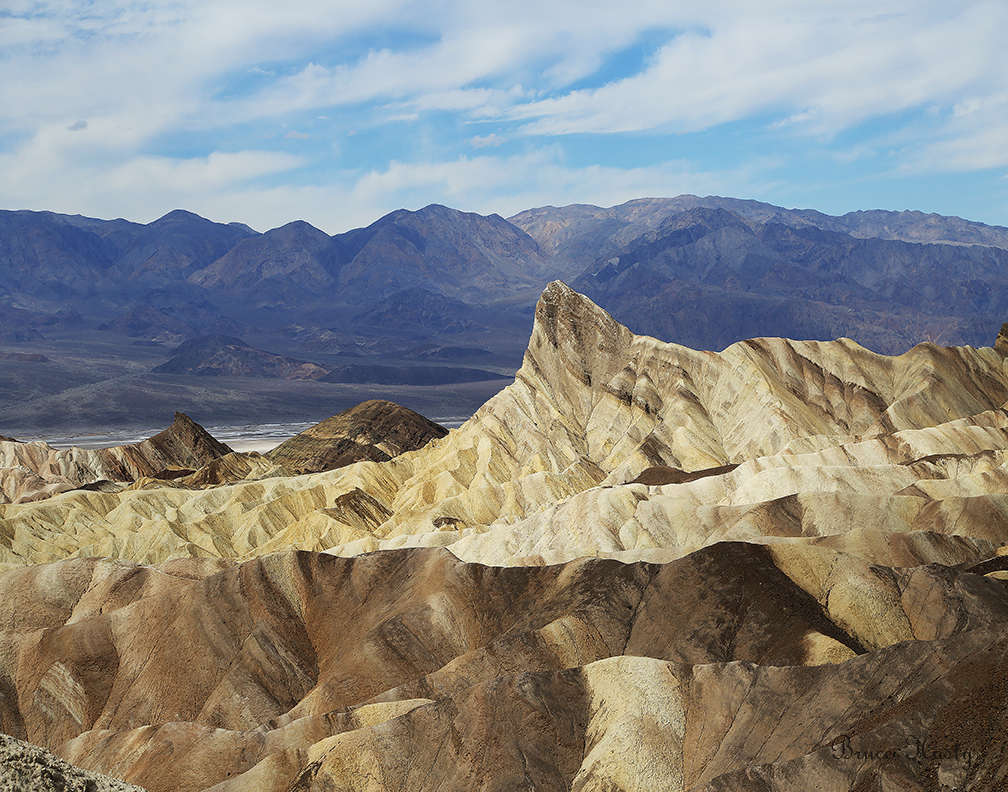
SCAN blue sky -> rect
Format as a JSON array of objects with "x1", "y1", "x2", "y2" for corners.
[{"x1": 2, "y1": 0, "x2": 1007, "y2": 233}]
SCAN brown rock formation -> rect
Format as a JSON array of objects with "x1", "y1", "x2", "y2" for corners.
[
  {"x1": 4, "y1": 282, "x2": 1008, "y2": 788},
  {"x1": 0, "y1": 733, "x2": 146, "y2": 792},
  {"x1": 0, "y1": 545, "x2": 1005, "y2": 790},
  {"x1": 996, "y1": 321, "x2": 1008, "y2": 354},
  {"x1": 6, "y1": 284, "x2": 1008, "y2": 565},
  {"x1": 0, "y1": 412, "x2": 230, "y2": 504},
  {"x1": 266, "y1": 399, "x2": 448, "y2": 474}
]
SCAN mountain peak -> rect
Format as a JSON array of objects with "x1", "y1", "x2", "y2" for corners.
[{"x1": 152, "y1": 209, "x2": 208, "y2": 225}]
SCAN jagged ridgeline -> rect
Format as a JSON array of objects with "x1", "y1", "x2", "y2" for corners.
[{"x1": 3, "y1": 282, "x2": 1008, "y2": 789}]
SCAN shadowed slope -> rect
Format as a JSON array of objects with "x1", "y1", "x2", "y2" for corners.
[{"x1": 0, "y1": 412, "x2": 230, "y2": 504}]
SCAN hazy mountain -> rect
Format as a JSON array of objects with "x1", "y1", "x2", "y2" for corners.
[
  {"x1": 328, "y1": 203, "x2": 557, "y2": 304},
  {"x1": 352, "y1": 286, "x2": 485, "y2": 333},
  {"x1": 564, "y1": 205, "x2": 1008, "y2": 352},
  {"x1": 0, "y1": 210, "x2": 117, "y2": 303},
  {"x1": 5, "y1": 196, "x2": 1008, "y2": 366},
  {"x1": 100, "y1": 209, "x2": 257, "y2": 283},
  {"x1": 152, "y1": 335, "x2": 330, "y2": 380},
  {"x1": 189, "y1": 220, "x2": 336, "y2": 300},
  {"x1": 509, "y1": 194, "x2": 1008, "y2": 259}
]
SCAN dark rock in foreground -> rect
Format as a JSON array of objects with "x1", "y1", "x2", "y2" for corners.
[{"x1": 0, "y1": 733, "x2": 146, "y2": 792}]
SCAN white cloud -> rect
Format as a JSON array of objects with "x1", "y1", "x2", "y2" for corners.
[
  {"x1": 508, "y1": 2, "x2": 1008, "y2": 139},
  {"x1": 0, "y1": 138, "x2": 304, "y2": 224},
  {"x1": 2, "y1": 0, "x2": 1007, "y2": 227},
  {"x1": 468, "y1": 133, "x2": 505, "y2": 148},
  {"x1": 902, "y1": 95, "x2": 1008, "y2": 173}
]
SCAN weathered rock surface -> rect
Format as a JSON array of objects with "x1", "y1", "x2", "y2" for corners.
[
  {"x1": 0, "y1": 732, "x2": 146, "y2": 792},
  {"x1": 5, "y1": 283, "x2": 1008, "y2": 566},
  {"x1": 267, "y1": 399, "x2": 448, "y2": 474},
  {"x1": 0, "y1": 412, "x2": 230, "y2": 504},
  {"x1": 1, "y1": 545, "x2": 1006, "y2": 791},
  {"x1": 4, "y1": 282, "x2": 1008, "y2": 789}
]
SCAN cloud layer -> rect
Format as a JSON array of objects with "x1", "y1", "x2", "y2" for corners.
[{"x1": 2, "y1": 0, "x2": 1007, "y2": 231}]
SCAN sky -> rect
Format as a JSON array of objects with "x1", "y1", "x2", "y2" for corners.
[{"x1": 2, "y1": 0, "x2": 1008, "y2": 234}]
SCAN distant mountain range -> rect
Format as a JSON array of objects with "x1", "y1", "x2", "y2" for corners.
[{"x1": 3, "y1": 196, "x2": 1008, "y2": 355}]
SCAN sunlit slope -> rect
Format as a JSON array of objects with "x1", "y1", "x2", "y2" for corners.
[
  {"x1": 2, "y1": 546, "x2": 1006, "y2": 790},
  {"x1": 3, "y1": 281, "x2": 1008, "y2": 569}
]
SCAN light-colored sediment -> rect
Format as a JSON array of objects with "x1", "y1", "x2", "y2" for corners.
[
  {"x1": 3, "y1": 282, "x2": 1008, "y2": 571},
  {"x1": 3, "y1": 281, "x2": 1008, "y2": 790}
]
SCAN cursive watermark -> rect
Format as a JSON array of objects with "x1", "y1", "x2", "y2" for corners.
[{"x1": 829, "y1": 733, "x2": 980, "y2": 790}]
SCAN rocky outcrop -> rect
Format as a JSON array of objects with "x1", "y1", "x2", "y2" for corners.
[
  {"x1": 0, "y1": 412, "x2": 230, "y2": 504},
  {"x1": 267, "y1": 400, "x2": 448, "y2": 474},
  {"x1": 2, "y1": 546, "x2": 1006, "y2": 791},
  {"x1": 6, "y1": 284, "x2": 1008, "y2": 564},
  {"x1": 0, "y1": 733, "x2": 147, "y2": 792},
  {"x1": 996, "y1": 322, "x2": 1008, "y2": 354},
  {"x1": 4, "y1": 283, "x2": 1008, "y2": 789}
]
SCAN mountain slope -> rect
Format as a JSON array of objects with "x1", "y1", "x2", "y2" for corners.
[
  {"x1": 330, "y1": 203, "x2": 557, "y2": 304},
  {"x1": 151, "y1": 335, "x2": 330, "y2": 380},
  {"x1": 5, "y1": 282, "x2": 1008, "y2": 569},
  {"x1": 101, "y1": 209, "x2": 257, "y2": 283},
  {"x1": 267, "y1": 399, "x2": 448, "y2": 473},
  {"x1": 4, "y1": 282, "x2": 1008, "y2": 789},
  {"x1": 0, "y1": 411, "x2": 231, "y2": 503},
  {"x1": 2, "y1": 545, "x2": 1006, "y2": 791},
  {"x1": 6, "y1": 197, "x2": 1008, "y2": 358},
  {"x1": 562, "y1": 205, "x2": 1008, "y2": 352}
]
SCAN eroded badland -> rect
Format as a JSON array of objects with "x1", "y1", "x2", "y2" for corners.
[{"x1": 3, "y1": 282, "x2": 1008, "y2": 790}]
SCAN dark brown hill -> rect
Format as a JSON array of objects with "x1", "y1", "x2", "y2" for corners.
[
  {"x1": 188, "y1": 205, "x2": 554, "y2": 314},
  {"x1": 266, "y1": 399, "x2": 448, "y2": 473},
  {"x1": 139, "y1": 410, "x2": 232, "y2": 471}
]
